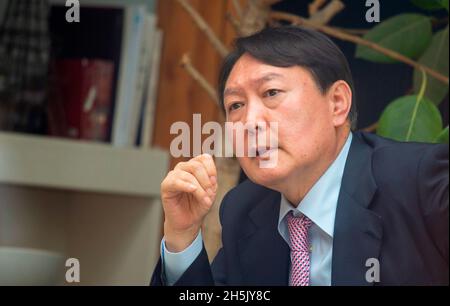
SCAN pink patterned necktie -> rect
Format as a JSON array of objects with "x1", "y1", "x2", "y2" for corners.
[{"x1": 287, "y1": 212, "x2": 313, "y2": 286}]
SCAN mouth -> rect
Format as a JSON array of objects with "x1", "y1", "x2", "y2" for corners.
[{"x1": 255, "y1": 147, "x2": 278, "y2": 160}]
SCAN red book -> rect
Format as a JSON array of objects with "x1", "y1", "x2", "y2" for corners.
[{"x1": 48, "y1": 59, "x2": 114, "y2": 142}]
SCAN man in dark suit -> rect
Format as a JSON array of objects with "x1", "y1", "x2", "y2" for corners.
[{"x1": 152, "y1": 26, "x2": 449, "y2": 286}]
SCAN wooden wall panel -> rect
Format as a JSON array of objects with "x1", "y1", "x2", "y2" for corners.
[
  {"x1": 153, "y1": 0, "x2": 236, "y2": 161},
  {"x1": 152, "y1": 0, "x2": 241, "y2": 260}
]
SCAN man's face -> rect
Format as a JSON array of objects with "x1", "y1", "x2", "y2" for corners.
[{"x1": 223, "y1": 54, "x2": 341, "y2": 189}]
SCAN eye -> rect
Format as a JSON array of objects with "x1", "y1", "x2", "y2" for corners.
[
  {"x1": 263, "y1": 89, "x2": 281, "y2": 98},
  {"x1": 228, "y1": 102, "x2": 243, "y2": 112}
]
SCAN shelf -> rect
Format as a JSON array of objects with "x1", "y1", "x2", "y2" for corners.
[{"x1": 0, "y1": 131, "x2": 169, "y2": 197}]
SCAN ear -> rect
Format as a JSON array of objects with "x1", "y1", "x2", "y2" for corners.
[{"x1": 327, "y1": 80, "x2": 352, "y2": 127}]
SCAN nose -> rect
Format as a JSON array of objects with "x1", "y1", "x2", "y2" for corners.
[
  {"x1": 242, "y1": 98, "x2": 271, "y2": 152},
  {"x1": 243, "y1": 98, "x2": 267, "y2": 133}
]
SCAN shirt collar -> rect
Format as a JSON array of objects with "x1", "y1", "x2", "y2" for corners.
[{"x1": 278, "y1": 132, "x2": 353, "y2": 238}]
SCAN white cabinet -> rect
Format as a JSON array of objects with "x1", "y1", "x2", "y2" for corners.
[{"x1": 0, "y1": 132, "x2": 169, "y2": 285}]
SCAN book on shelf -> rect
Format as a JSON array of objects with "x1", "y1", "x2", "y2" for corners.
[
  {"x1": 47, "y1": 1, "x2": 162, "y2": 147},
  {"x1": 48, "y1": 4, "x2": 124, "y2": 142},
  {"x1": 139, "y1": 29, "x2": 164, "y2": 148},
  {"x1": 112, "y1": 5, "x2": 149, "y2": 147},
  {"x1": 48, "y1": 59, "x2": 114, "y2": 141}
]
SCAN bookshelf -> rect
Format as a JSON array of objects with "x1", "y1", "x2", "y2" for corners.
[
  {"x1": 0, "y1": 0, "x2": 165, "y2": 285},
  {"x1": 0, "y1": 131, "x2": 168, "y2": 196},
  {"x1": 0, "y1": 131, "x2": 169, "y2": 285}
]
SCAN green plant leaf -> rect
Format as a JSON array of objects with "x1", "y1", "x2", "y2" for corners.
[
  {"x1": 377, "y1": 95, "x2": 443, "y2": 142},
  {"x1": 413, "y1": 26, "x2": 449, "y2": 105},
  {"x1": 411, "y1": 0, "x2": 449, "y2": 11},
  {"x1": 356, "y1": 14, "x2": 432, "y2": 63},
  {"x1": 434, "y1": 126, "x2": 449, "y2": 143}
]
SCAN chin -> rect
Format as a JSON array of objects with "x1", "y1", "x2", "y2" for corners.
[{"x1": 240, "y1": 157, "x2": 289, "y2": 189}]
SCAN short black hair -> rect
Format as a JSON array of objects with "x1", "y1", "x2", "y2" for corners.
[{"x1": 218, "y1": 26, "x2": 357, "y2": 129}]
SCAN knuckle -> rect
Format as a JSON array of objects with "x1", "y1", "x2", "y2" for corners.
[
  {"x1": 191, "y1": 162, "x2": 206, "y2": 176},
  {"x1": 176, "y1": 170, "x2": 188, "y2": 180},
  {"x1": 201, "y1": 153, "x2": 212, "y2": 160},
  {"x1": 174, "y1": 178, "x2": 184, "y2": 187},
  {"x1": 162, "y1": 172, "x2": 172, "y2": 184},
  {"x1": 210, "y1": 166, "x2": 217, "y2": 176},
  {"x1": 174, "y1": 161, "x2": 186, "y2": 170},
  {"x1": 160, "y1": 179, "x2": 169, "y2": 192},
  {"x1": 196, "y1": 153, "x2": 208, "y2": 161},
  {"x1": 190, "y1": 160, "x2": 202, "y2": 169},
  {"x1": 182, "y1": 171, "x2": 196, "y2": 183},
  {"x1": 168, "y1": 169, "x2": 180, "y2": 179}
]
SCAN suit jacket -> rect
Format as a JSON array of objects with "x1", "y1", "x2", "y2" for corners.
[{"x1": 151, "y1": 131, "x2": 449, "y2": 286}]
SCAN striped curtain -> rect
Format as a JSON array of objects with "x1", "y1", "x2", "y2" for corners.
[{"x1": 0, "y1": 0, "x2": 50, "y2": 133}]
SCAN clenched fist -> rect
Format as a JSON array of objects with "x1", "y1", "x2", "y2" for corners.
[{"x1": 161, "y1": 154, "x2": 218, "y2": 252}]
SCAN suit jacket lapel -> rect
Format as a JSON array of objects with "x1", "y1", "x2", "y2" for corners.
[
  {"x1": 332, "y1": 132, "x2": 383, "y2": 286},
  {"x1": 237, "y1": 191, "x2": 291, "y2": 285},
  {"x1": 235, "y1": 133, "x2": 383, "y2": 286}
]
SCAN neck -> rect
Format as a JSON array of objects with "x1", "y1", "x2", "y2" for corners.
[{"x1": 281, "y1": 128, "x2": 350, "y2": 206}]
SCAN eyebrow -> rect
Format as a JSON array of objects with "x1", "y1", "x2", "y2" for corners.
[
  {"x1": 223, "y1": 72, "x2": 284, "y2": 98},
  {"x1": 255, "y1": 72, "x2": 284, "y2": 85},
  {"x1": 223, "y1": 87, "x2": 244, "y2": 98}
]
